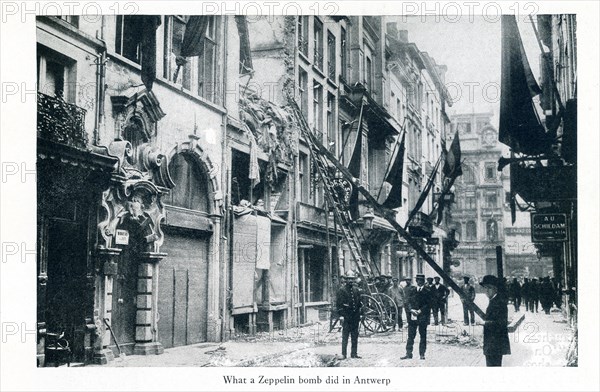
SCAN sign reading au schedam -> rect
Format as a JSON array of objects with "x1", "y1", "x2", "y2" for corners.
[{"x1": 531, "y1": 213, "x2": 568, "y2": 242}]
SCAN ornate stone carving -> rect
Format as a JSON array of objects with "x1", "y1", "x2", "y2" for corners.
[
  {"x1": 111, "y1": 88, "x2": 166, "y2": 141},
  {"x1": 97, "y1": 140, "x2": 174, "y2": 253}
]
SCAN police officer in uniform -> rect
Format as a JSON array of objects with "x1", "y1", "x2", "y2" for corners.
[{"x1": 336, "y1": 271, "x2": 363, "y2": 359}]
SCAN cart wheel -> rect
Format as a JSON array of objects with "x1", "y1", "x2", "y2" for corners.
[
  {"x1": 360, "y1": 294, "x2": 386, "y2": 333},
  {"x1": 372, "y1": 293, "x2": 398, "y2": 331}
]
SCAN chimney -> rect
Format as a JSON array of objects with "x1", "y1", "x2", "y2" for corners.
[
  {"x1": 386, "y1": 22, "x2": 398, "y2": 40},
  {"x1": 398, "y1": 30, "x2": 408, "y2": 43}
]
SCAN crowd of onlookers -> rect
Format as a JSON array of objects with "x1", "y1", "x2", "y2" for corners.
[{"x1": 504, "y1": 276, "x2": 564, "y2": 314}]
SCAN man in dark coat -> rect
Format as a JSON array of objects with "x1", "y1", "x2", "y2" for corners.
[
  {"x1": 480, "y1": 275, "x2": 511, "y2": 366},
  {"x1": 522, "y1": 278, "x2": 531, "y2": 312},
  {"x1": 401, "y1": 274, "x2": 431, "y2": 360},
  {"x1": 529, "y1": 278, "x2": 539, "y2": 313},
  {"x1": 336, "y1": 271, "x2": 363, "y2": 359},
  {"x1": 431, "y1": 276, "x2": 449, "y2": 325},
  {"x1": 509, "y1": 278, "x2": 522, "y2": 312},
  {"x1": 540, "y1": 276, "x2": 554, "y2": 314},
  {"x1": 390, "y1": 277, "x2": 404, "y2": 330},
  {"x1": 552, "y1": 277, "x2": 563, "y2": 309},
  {"x1": 460, "y1": 276, "x2": 476, "y2": 325}
]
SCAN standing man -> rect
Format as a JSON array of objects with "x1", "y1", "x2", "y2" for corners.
[
  {"x1": 461, "y1": 276, "x2": 476, "y2": 326},
  {"x1": 529, "y1": 278, "x2": 539, "y2": 313},
  {"x1": 402, "y1": 277, "x2": 412, "y2": 328},
  {"x1": 511, "y1": 278, "x2": 522, "y2": 312},
  {"x1": 522, "y1": 278, "x2": 531, "y2": 312},
  {"x1": 336, "y1": 271, "x2": 362, "y2": 359},
  {"x1": 480, "y1": 275, "x2": 511, "y2": 366},
  {"x1": 540, "y1": 276, "x2": 554, "y2": 314},
  {"x1": 390, "y1": 277, "x2": 404, "y2": 330},
  {"x1": 432, "y1": 276, "x2": 449, "y2": 325},
  {"x1": 329, "y1": 275, "x2": 343, "y2": 332},
  {"x1": 401, "y1": 274, "x2": 431, "y2": 360}
]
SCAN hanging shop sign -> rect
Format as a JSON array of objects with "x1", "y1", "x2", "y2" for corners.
[{"x1": 531, "y1": 213, "x2": 567, "y2": 242}]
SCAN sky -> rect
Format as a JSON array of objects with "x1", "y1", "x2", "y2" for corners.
[{"x1": 391, "y1": 15, "x2": 543, "y2": 127}]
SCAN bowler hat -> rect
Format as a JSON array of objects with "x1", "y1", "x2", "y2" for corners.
[
  {"x1": 434, "y1": 276, "x2": 441, "y2": 281},
  {"x1": 480, "y1": 275, "x2": 499, "y2": 287},
  {"x1": 415, "y1": 274, "x2": 425, "y2": 280}
]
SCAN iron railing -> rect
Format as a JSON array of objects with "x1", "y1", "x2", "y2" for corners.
[{"x1": 37, "y1": 92, "x2": 87, "y2": 149}]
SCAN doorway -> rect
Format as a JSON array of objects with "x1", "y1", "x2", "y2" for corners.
[{"x1": 45, "y1": 219, "x2": 88, "y2": 361}]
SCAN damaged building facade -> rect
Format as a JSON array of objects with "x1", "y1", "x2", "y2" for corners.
[
  {"x1": 37, "y1": 15, "x2": 227, "y2": 366},
  {"x1": 36, "y1": 15, "x2": 458, "y2": 366}
]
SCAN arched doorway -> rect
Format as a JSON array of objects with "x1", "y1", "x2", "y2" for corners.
[{"x1": 158, "y1": 152, "x2": 214, "y2": 348}]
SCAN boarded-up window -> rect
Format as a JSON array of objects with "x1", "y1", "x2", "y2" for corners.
[{"x1": 232, "y1": 213, "x2": 272, "y2": 311}]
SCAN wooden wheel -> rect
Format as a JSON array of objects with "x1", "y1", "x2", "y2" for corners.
[
  {"x1": 360, "y1": 294, "x2": 387, "y2": 333},
  {"x1": 372, "y1": 293, "x2": 398, "y2": 331}
]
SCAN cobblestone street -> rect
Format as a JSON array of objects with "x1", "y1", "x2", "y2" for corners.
[{"x1": 93, "y1": 294, "x2": 573, "y2": 368}]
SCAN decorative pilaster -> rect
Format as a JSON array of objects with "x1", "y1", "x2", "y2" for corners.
[
  {"x1": 93, "y1": 247, "x2": 121, "y2": 365},
  {"x1": 133, "y1": 252, "x2": 165, "y2": 355}
]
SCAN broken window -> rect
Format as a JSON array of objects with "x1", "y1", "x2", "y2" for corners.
[
  {"x1": 299, "y1": 246, "x2": 328, "y2": 303},
  {"x1": 297, "y1": 16, "x2": 309, "y2": 56},
  {"x1": 37, "y1": 46, "x2": 75, "y2": 102},
  {"x1": 327, "y1": 92, "x2": 337, "y2": 154},
  {"x1": 312, "y1": 81, "x2": 323, "y2": 138},
  {"x1": 364, "y1": 45, "x2": 373, "y2": 91},
  {"x1": 298, "y1": 67, "x2": 308, "y2": 119},
  {"x1": 163, "y1": 15, "x2": 192, "y2": 90},
  {"x1": 115, "y1": 15, "x2": 143, "y2": 63},
  {"x1": 198, "y1": 17, "x2": 218, "y2": 102},
  {"x1": 327, "y1": 31, "x2": 336, "y2": 80},
  {"x1": 299, "y1": 152, "x2": 310, "y2": 203},
  {"x1": 236, "y1": 16, "x2": 253, "y2": 75},
  {"x1": 167, "y1": 153, "x2": 210, "y2": 212},
  {"x1": 313, "y1": 18, "x2": 324, "y2": 70},
  {"x1": 231, "y1": 149, "x2": 264, "y2": 206},
  {"x1": 340, "y1": 26, "x2": 348, "y2": 80}
]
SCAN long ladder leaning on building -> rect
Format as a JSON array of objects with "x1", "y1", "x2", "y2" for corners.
[
  {"x1": 288, "y1": 96, "x2": 402, "y2": 332},
  {"x1": 286, "y1": 94, "x2": 487, "y2": 323}
]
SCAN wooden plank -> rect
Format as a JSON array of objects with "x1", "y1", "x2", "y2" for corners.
[
  {"x1": 232, "y1": 213, "x2": 258, "y2": 309},
  {"x1": 173, "y1": 269, "x2": 188, "y2": 347},
  {"x1": 157, "y1": 267, "x2": 174, "y2": 348}
]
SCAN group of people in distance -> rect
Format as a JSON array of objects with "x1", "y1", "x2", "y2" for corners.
[
  {"x1": 335, "y1": 271, "x2": 511, "y2": 366},
  {"x1": 506, "y1": 276, "x2": 563, "y2": 314}
]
